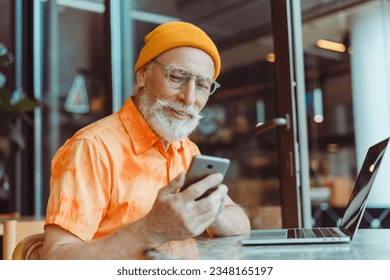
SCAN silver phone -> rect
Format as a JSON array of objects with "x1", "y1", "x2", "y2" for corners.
[{"x1": 181, "y1": 155, "x2": 230, "y2": 200}]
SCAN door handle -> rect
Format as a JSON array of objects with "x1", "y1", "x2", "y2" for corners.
[{"x1": 253, "y1": 114, "x2": 290, "y2": 136}]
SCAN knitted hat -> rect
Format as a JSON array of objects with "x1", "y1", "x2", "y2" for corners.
[{"x1": 134, "y1": 21, "x2": 220, "y2": 79}]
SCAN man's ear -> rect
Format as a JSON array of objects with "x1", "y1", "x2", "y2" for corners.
[{"x1": 136, "y1": 66, "x2": 148, "y2": 88}]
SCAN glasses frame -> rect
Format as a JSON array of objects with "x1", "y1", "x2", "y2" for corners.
[{"x1": 151, "y1": 59, "x2": 221, "y2": 96}]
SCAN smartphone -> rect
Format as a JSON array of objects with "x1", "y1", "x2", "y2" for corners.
[{"x1": 181, "y1": 155, "x2": 230, "y2": 200}]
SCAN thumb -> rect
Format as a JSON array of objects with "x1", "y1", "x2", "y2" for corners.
[{"x1": 161, "y1": 172, "x2": 185, "y2": 195}]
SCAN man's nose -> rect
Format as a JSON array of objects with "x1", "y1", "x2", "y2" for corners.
[{"x1": 178, "y1": 78, "x2": 197, "y2": 106}]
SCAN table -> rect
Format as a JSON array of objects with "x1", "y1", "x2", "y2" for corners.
[{"x1": 145, "y1": 229, "x2": 390, "y2": 260}]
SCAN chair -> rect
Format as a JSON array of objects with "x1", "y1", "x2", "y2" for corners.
[
  {"x1": 2, "y1": 219, "x2": 45, "y2": 260},
  {"x1": 12, "y1": 233, "x2": 45, "y2": 260}
]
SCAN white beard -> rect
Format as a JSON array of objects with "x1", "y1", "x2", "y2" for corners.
[{"x1": 137, "y1": 90, "x2": 203, "y2": 142}]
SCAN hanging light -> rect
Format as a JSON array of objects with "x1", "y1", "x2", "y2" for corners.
[
  {"x1": 316, "y1": 39, "x2": 346, "y2": 53},
  {"x1": 313, "y1": 88, "x2": 324, "y2": 123}
]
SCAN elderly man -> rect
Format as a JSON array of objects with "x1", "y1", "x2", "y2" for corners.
[{"x1": 42, "y1": 22, "x2": 250, "y2": 259}]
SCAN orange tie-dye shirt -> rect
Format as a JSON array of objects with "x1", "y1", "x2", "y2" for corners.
[{"x1": 45, "y1": 98, "x2": 200, "y2": 241}]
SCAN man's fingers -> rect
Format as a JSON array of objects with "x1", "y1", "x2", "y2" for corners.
[
  {"x1": 183, "y1": 173, "x2": 223, "y2": 200},
  {"x1": 159, "y1": 172, "x2": 185, "y2": 195}
]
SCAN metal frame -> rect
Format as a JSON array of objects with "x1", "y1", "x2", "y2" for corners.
[
  {"x1": 33, "y1": 0, "x2": 43, "y2": 216},
  {"x1": 109, "y1": 0, "x2": 133, "y2": 110},
  {"x1": 271, "y1": 0, "x2": 311, "y2": 228}
]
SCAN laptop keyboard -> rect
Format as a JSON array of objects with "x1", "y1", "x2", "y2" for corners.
[{"x1": 287, "y1": 228, "x2": 341, "y2": 238}]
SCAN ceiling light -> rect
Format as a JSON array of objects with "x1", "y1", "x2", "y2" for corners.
[
  {"x1": 266, "y1": 53, "x2": 275, "y2": 63},
  {"x1": 314, "y1": 114, "x2": 324, "y2": 123},
  {"x1": 316, "y1": 39, "x2": 346, "y2": 53}
]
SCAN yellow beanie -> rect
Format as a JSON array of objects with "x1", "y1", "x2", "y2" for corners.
[{"x1": 134, "y1": 21, "x2": 221, "y2": 79}]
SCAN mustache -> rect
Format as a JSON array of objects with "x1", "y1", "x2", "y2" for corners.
[{"x1": 157, "y1": 99, "x2": 203, "y2": 120}]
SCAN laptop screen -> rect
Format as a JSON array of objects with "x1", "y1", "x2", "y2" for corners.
[{"x1": 339, "y1": 137, "x2": 389, "y2": 238}]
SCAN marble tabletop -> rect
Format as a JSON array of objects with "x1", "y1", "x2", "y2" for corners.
[{"x1": 145, "y1": 229, "x2": 390, "y2": 260}]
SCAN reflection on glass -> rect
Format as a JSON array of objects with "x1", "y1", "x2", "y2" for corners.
[
  {"x1": 340, "y1": 138, "x2": 388, "y2": 237},
  {"x1": 35, "y1": 0, "x2": 111, "y2": 213}
]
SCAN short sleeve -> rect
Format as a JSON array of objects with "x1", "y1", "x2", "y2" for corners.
[{"x1": 45, "y1": 138, "x2": 111, "y2": 241}]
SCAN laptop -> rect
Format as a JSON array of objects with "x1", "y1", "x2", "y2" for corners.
[{"x1": 241, "y1": 137, "x2": 389, "y2": 245}]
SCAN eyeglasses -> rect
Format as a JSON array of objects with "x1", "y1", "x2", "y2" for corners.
[{"x1": 151, "y1": 60, "x2": 221, "y2": 96}]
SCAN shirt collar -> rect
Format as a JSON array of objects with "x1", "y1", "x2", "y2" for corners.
[{"x1": 118, "y1": 97, "x2": 184, "y2": 155}]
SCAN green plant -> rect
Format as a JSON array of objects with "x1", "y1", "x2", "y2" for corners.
[{"x1": 0, "y1": 43, "x2": 39, "y2": 190}]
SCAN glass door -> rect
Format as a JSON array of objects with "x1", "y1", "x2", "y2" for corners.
[
  {"x1": 301, "y1": 0, "x2": 390, "y2": 228},
  {"x1": 33, "y1": 0, "x2": 112, "y2": 215},
  {"x1": 0, "y1": 0, "x2": 18, "y2": 212}
]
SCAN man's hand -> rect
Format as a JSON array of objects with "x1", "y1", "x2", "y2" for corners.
[{"x1": 143, "y1": 172, "x2": 227, "y2": 247}]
